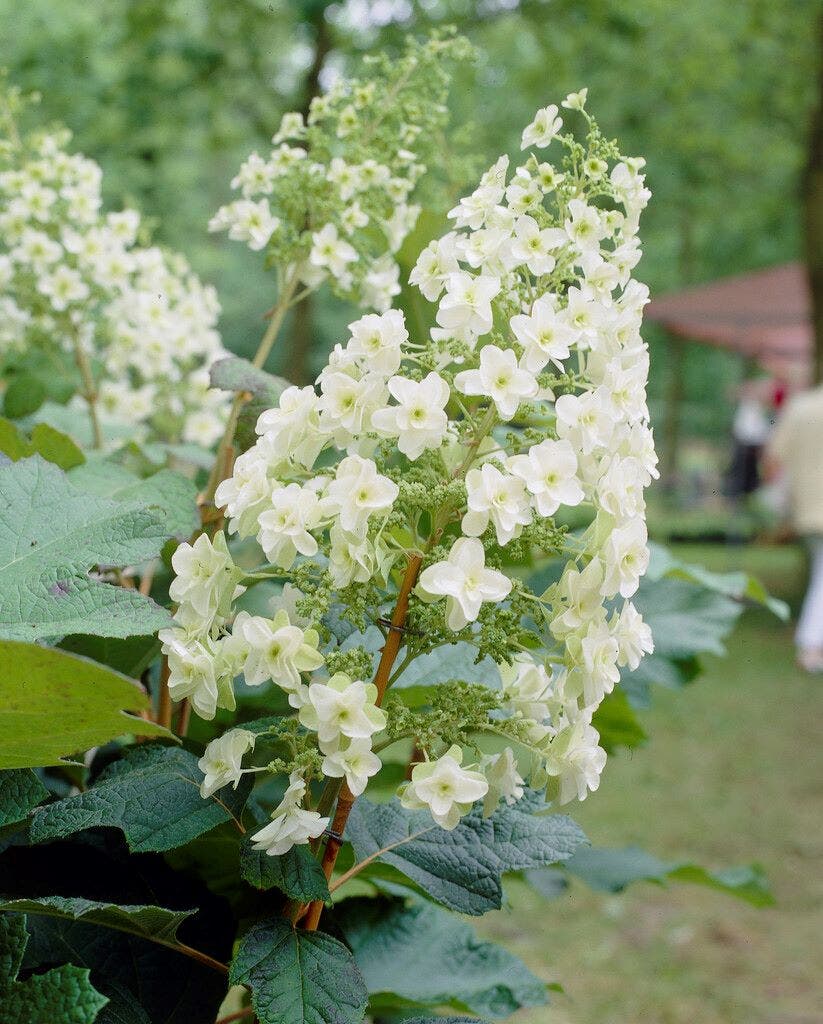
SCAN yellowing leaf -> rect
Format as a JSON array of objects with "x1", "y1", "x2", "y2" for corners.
[{"x1": 0, "y1": 641, "x2": 170, "y2": 768}]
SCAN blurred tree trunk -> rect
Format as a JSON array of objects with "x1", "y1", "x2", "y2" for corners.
[
  {"x1": 288, "y1": 3, "x2": 332, "y2": 384},
  {"x1": 804, "y1": 11, "x2": 823, "y2": 386}
]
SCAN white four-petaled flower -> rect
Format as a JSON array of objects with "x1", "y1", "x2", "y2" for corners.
[
  {"x1": 454, "y1": 345, "x2": 538, "y2": 420},
  {"x1": 198, "y1": 729, "x2": 255, "y2": 798},
  {"x1": 400, "y1": 745, "x2": 489, "y2": 829},
  {"x1": 370, "y1": 372, "x2": 450, "y2": 460},
  {"x1": 417, "y1": 537, "x2": 512, "y2": 631}
]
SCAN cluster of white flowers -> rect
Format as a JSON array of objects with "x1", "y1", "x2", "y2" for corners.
[
  {"x1": 168, "y1": 91, "x2": 656, "y2": 852},
  {"x1": 400, "y1": 94, "x2": 655, "y2": 809},
  {"x1": 0, "y1": 102, "x2": 228, "y2": 446},
  {"x1": 208, "y1": 33, "x2": 473, "y2": 314}
]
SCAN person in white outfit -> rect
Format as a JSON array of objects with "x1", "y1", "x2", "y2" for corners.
[{"x1": 766, "y1": 384, "x2": 823, "y2": 671}]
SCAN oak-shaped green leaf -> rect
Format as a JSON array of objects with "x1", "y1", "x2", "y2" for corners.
[
  {"x1": 68, "y1": 460, "x2": 199, "y2": 541},
  {"x1": 239, "y1": 838, "x2": 330, "y2": 901},
  {"x1": 345, "y1": 791, "x2": 587, "y2": 915},
  {"x1": 0, "y1": 897, "x2": 195, "y2": 946},
  {"x1": 0, "y1": 456, "x2": 174, "y2": 641},
  {"x1": 209, "y1": 356, "x2": 289, "y2": 451},
  {"x1": 338, "y1": 899, "x2": 546, "y2": 1019},
  {"x1": 647, "y1": 542, "x2": 789, "y2": 620},
  {"x1": 30, "y1": 745, "x2": 250, "y2": 852},
  {"x1": 230, "y1": 917, "x2": 368, "y2": 1024},
  {"x1": 0, "y1": 642, "x2": 170, "y2": 769},
  {"x1": 0, "y1": 768, "x2": 47, "y2": 826},
  {"x1": 564, "y1": 845, "x2": 774, "y2": 906},
  {"x1": 0, "y1": 913, "x2": 108, "y2": 1023}
]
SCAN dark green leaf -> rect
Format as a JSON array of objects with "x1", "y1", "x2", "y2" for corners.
[
  {"x1": 30, "y1": 745, "x2": 249, "y2": 852},
  {"x1": 209, "y1": 356, "x2": 289, "y2": 450},
  {"x1": 209, "y1": 355, "x2": 289, "y2": 403},
  {"x1": 564, "y1": 845, "x2": 774, "y2": 906},
  {"x1": 338, "y1": 898, "x2": 546, "y2": 1019},
  {"x1": 239, "y1": 838, "x2": 330, "y2": 901},
  {"x1": 229, "y1": 917, "x2": 368, "y2": 1024},
  {"x1": 0, "y1": 913, "x2": 107, "y2": 1022},
  {"x1": 4, "y1": 374, "x2": 46, "y2": 418},
  {"x1": 0, "y1": 456, "x2": 173, "y2": 641},
  {"x1": 8, "y1": 830, "x2": 234, "y2": 1024},
  {"x1": 592, "y1": 689, "x2": 647, "y2": 752},
  {"x1": 0, "y1": 896, "x2": 195, "y2": 945},
  {"x1": 57, "y1": 635, "x2": 160, "y2": 679},
  {"x1": 345, "y1": 791, "x2": 587, "y2": 915},
  {"x1": 0, "y1": 769, "x2": 47, "y2": 827},
  {"x1": 93, "y1": 983, "x2": 152, "y2": 1024},
  {"x1": 0, "y1": 642, "x2": 170, "y2": 768}
]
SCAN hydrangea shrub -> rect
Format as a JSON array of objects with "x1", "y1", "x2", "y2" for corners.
[{"x1": 0, "y1": 36, "x2": 776, "y2": 1024}]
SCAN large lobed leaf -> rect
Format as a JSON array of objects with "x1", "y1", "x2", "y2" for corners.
[
  {"x1": 338, "y1": 898, "x2": 546, "y2": 1019},
  {"x1": 0, "y1": 896, "x2": 195, "y2": 946},
  {"x1": 4, "y1": 830, "x2": 235, "y2": 1024},
  {"x1": 239, "y1": 838, "x2": 330, "y2": 902},
  {"x1": 345, "y1": 791, "x2": 587, "y2": 915},
  {"x1": 0, "y1": 456, "x2": 174, "y2": 641},
  {"x1": 647, "y1": 542, "x2": 789, "y2": 620},
  {"x1": 563, "y1": 845, "x2": 774, "y2": 907},
  {"x1": 0, "y1": 913, "x2": 107, "y2": 1023},
  {"x1": 30, "y1": 745, "x2": 250, "y2": 852},
  {"x1": 0, "y1": 768, "x2": 47, "y2": 826},
  {"x1": 230, "y1": 917, "x2": 368, "y2": 1024},
  {"x1": 68, "y1": 460, "x2": 199, "y2": 541},
  {"x1": 0, "y1": 642, "x2": 170, "y2": 769}
]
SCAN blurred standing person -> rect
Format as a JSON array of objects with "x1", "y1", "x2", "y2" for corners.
[
  {"x1": 766, "y1": 384, "x2": 823, "y2": 672},
  {"x1": 727, "y1": 378, "x2": 772, "y2": 505}
]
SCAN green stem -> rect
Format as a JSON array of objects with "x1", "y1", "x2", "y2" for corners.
[
  {"x1": 252, "y1": 274, "x2": 300, "y2": 369},
  {"x1": 202, "y1": 274, "x2": 301, "y2": 507},
  {"x1": 71, "y1": 330, "x2": 103, "y2": 449}
]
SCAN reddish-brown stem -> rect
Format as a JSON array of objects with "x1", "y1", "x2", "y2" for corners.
[
  {"x1": 157, "y1": 657, "x2": 173, "y2": 730},
  {"x1": 177, "y1": 697, "x2": 192, "y2": 738},
  {"x1": 302, "y1": 552, "x2": 423, "y2": 931},
  {"x1": 405, "y1": 740, "x2": 424, "y2": 780}
]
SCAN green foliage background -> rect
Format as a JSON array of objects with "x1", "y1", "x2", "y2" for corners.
[{"x1": 2, "y1": 0, "x2": 818, "y2": 434}]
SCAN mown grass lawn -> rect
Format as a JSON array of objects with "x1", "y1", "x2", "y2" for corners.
[{"x1": 481, "y1": 542, "x2": 823, "y2": 1024}]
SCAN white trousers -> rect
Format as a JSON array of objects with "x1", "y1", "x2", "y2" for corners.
[{"x1": 797, "y1": 537, "x2": 823, "y2": 651}]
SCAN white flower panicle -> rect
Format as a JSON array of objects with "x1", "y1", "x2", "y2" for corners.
[
  {"x1": 168, "y1": 88, "x2": 655, "y2": 851},
  {"x1": 208, "y1": 33, "x2": 473, "y2": 315},
  {"x1": 0, "y1": 95, "x2": 229, "y2": 446}
]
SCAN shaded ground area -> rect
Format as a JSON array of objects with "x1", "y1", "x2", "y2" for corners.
[{"x1": 482, "y1": 543, "x2": 823, "y2": 1024}]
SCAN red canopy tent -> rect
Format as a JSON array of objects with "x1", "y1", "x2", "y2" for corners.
[{"x1": 646, "y1": 262, "x2": 813, "y2": 384}]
